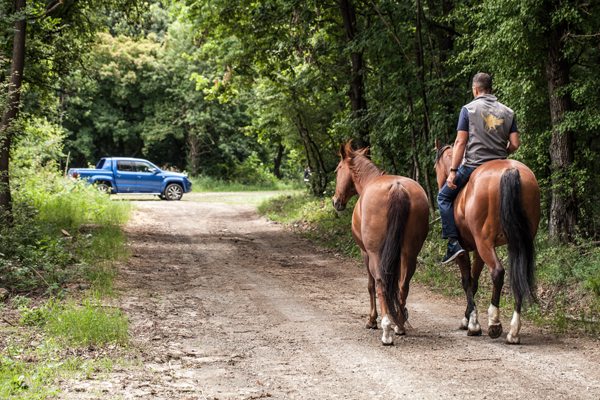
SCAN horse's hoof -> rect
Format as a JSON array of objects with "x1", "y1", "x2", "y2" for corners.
[
  {"x1": 488, "y1": 323, "x2": 503, "y2": 339},
  {"x1": 506, "y1": 333, "x2": 520, "y2": 345},
  {"x1": 467, "y1": 328, "x2": 482, "y2": 336},
  {"x1": 394, "y1": 328, "x2": 406, "y2": 336},
  {"x1": 382, "y1": 340, "x2": 394, "y2": 346},
  {"x1": 459, "y1": 317, "x2": 469, "y2": 330},
  {"x1": 366, "y1": 321, "x2": 378, "y2": 330}
]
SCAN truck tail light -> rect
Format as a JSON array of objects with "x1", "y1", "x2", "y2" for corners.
[{"x1": 73, "y1": 173, "x2": 79, "y2": 178}]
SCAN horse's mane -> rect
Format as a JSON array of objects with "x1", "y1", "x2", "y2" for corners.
[
  {"x1": 435, "y1": 144, "x2": 452, "y2": 166},
  {"x1": 345, "y1": 142, "x2": 386, "y2": 184}
]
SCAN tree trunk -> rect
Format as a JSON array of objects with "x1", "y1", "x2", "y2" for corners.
[
  {"x1": 0, "y1": 0, "x2": 27, "y2": 215},
  {"x1": 338, "y1": 0, "x2": 369, "y2": 148},
  {"x1": 546, "y1": 22, "x2": 577, "y2": 244},
  {"x1": 188, "y1": 134, "x2": 201, "y2": 176},
  {"x1": 273, "y1": 143, "x2": 284, "y2": 179},
  {"x1": 414, "y1": 0, "x2": 432, "y2": 142}
]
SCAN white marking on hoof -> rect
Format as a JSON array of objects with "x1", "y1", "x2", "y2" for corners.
[
  {"x1": 394, "y1": 324, "x2": 405, "y2": 336},
  {"x1": 488, "y1": 304, "x2": 500, "y2": 325},
  {"x1": 381, "y1": 315, "x2": 394, "y2": 345},
  {"x1": 468, "y1": 307, "x2": 481, "y2": 333},
  {"x1": 506, "y1": 311, "x2": 521, "y2": 344},
  {"x1": 460, "y1": 317, "x2": 469, "y2": 330}
]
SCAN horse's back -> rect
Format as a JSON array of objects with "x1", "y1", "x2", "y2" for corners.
[
  {"x1": 355, "y1": 175, "x2": 429, "y2": 253},
  {"x1": 457, "y1": 159, "x2": 541, "y2": 248}
]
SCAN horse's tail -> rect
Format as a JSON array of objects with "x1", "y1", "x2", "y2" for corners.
[
  {"x1": 499, "y1": 168, "x2": 536, "y2": 304},
  {"x1": 379, "y1": 182, "x2": 411, "y2": 329}
]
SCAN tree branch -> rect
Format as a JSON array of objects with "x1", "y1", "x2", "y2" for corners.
[
  {"x1": 368, "y1": 0, "x2": 413, "y2": 65},
  {"x1": 33, "y1": 1, "x2": 63, "y2": 20}
]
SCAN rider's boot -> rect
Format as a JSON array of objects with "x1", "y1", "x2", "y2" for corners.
[{"x1": 441, "y1": 238, "x2": 465, "y2": 264}]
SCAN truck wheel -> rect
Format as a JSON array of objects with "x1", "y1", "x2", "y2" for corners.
[
  {"x1": 96, "y1": 182, "x2": 113, "y2": 194},
  {"x1": 164, "y1": 183, "x2": 183, "y2": 201}
]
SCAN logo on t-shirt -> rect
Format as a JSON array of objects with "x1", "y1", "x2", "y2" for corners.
[{"x1": 481, "y1": 112, "x2": 504, "y2": 133}]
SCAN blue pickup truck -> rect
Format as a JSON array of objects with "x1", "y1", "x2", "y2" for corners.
[{"x1": 68, "y1": 157, "x2": 192, "y2": 200}]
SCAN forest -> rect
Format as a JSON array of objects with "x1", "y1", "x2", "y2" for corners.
[
  {"x1": 0, "y1": 1, "x2": 599, "y2": 396},
  {"x1": 2, "y1": 0, "x2": 599, "y2": 246}
]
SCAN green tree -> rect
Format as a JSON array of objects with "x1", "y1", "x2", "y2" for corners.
[{"x1": 0, "y1": 0, "x2": 140, "y2": 214}]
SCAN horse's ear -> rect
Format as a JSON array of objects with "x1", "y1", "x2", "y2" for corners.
[
  {"x1": 360, "y1": 147, "x2": 370, "y2": 156},
  {"x1": 339, "y1": 142, "x2": 346, "y2": 159},
  {"x1": 435, "y1": 138, "x2": 441, "y2": 150}
]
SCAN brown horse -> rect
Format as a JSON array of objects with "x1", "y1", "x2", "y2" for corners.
[
  {"x1": 332, "y1": 142, "x2": 429, "y2": 345},
  {"x1": 434, "y1": 139, "x2": 541, "y2": 344}
]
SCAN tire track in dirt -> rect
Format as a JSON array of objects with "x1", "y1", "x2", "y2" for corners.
[{"x1": 60, "y1": 193, "x2": 600, "y2": 399}]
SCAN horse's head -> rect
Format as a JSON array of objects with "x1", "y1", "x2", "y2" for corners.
[
  {"x1": 434, "y1": 138, "x2": 453, "y2": 190},
  {"x1": 332, "y1": 142, "x2": 365, "y2": 211}
]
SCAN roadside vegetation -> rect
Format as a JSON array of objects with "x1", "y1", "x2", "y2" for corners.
[
  {"x1": 190, "y1": 155, "x2": 303, "y2": 192},
  {"x1": 259, "y1": 193, "x2": 600, "y2": 338},
  {"x1": 0, "y1": 119, "x2": 133, "y2": 399}
]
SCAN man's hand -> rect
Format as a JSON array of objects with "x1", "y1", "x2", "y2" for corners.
[{"x1": 447, "y1": 171, "x2": 457, "y2": 190}]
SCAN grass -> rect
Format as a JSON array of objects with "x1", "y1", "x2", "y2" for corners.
[
  {"x1": 258, "y1": 192, "x2": 600, "y2": 338},
  {"x1": 2, "y1": 169, "x2": 131, "y2": 295},
  {"x1": 190, "y1": 175, "x2": 303, "y2": 192},
  {"x1": 190, "y1": 190, "x2": 303, "y2": 206},
  {"x1": 43, "y1": 295, "x2": 129, "y2": 347},
  {"x1": 0, "y1": 164, "x2": 133, "y2": 398},
  {"x1": 0, "y1": 292, "x2": 132, "y2": 399}
]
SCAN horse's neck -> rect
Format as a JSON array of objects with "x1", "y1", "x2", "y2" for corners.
[{"x1": 351, "y1": 158, "x2": 383, "y2": 195}]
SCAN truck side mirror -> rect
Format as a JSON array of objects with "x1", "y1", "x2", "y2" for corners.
[{"x1": 153, "y1": 168, "x2": 160, "y2": 174}]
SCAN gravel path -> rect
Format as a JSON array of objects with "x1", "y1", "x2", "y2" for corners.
[{"x1": 61, "y1": 193, "x2": 600, "y2": 399}]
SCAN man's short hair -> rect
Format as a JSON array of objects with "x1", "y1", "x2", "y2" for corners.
[{"x1": 472, "y1": 73, "x2": 492, "y2": 93}]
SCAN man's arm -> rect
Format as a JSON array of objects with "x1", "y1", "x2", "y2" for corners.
[
  {"x1": 446, "y1": 130, "x2": 469, "y2": 190},
  {"x1": 507, "y1": 131, "x2": 519, "y2": 155}
]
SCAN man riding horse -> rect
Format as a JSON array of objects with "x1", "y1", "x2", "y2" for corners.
[{"x1": 438, "y1": 72, "x2": 520, "y2": 264}]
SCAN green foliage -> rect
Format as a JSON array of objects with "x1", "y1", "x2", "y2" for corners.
[
  {"x1": 1, "y1": 304, "x2": 130, "y2": 399},
  {"x1": 1, "y1": 118, "x2": 130, "y2": 294},
  {"x1": 259, "y1": 193, "x2": 360, "y2": 258},
  {"x1": 191, "y1": 175, "x2": 301, "y2": 193},
  {"x1": 62, "y1": 18, "x2": 257, "y2": 179}
]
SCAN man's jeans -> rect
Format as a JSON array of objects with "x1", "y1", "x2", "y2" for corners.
[{"x1": 437, "y1": 164, "x2": 476, "y2": 239}]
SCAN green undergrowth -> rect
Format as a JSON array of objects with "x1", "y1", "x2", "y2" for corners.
[
  {"x1": 191, "y1": 175, "x2": 303, "y2": 192},
  {"x1": 0, "y1": 118, "x2": 134, "y2": 399},
  {"x1": 259, "y1": 193, "x2": 600, "y2": 338},
  {"x1": 1, "y1": 169, "x2": 131, "y2": 295},
  {"x1": 258, "y1": 192, "x2": 360, "y2": 258},
  {"x1": 0, "y1": 292, "x2": 132, "y2": 399}
]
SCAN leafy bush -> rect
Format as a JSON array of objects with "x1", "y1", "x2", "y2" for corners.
[{"x1": 0, "y1": 117, "x2": 130, "y2": 294}]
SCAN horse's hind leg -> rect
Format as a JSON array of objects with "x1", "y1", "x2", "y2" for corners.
[
  {"x1": 367, "y1": 254, "x2": 394, "y2": 345},
  {"x1": 363, "y1": 251, "x2": 378, "y2": 329},
  {"x1": 506, "y1": 292, "x2": 523, "y2": 344},
  {"x1": 456, "y1": 252, "x2": 481, "y2": 336},
  {"x1": 394, "y1": 254, "x2": 417, "y2": 336},
  {"x1": 471, "y1": 250, "x2": 501, "y2": 338},
  {"x1": 476, "y1": 243, "x2": 506, "y2": 340}
]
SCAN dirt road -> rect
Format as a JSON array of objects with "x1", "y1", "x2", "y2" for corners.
[{"x1": 66, "y1": 193, "x2": 600, "y2": 399}]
